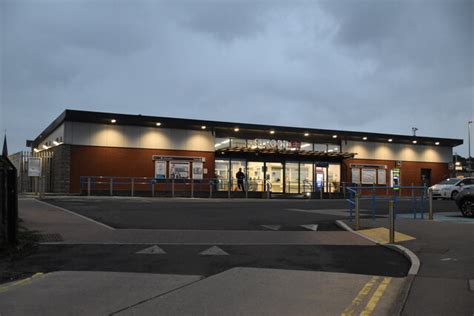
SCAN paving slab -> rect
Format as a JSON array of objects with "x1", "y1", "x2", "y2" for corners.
[
  {"x1": 0, "y1": 271, "x2": 201, "y2": 316},
  {"x1": 115, "y1": 267, "x2": 405, "y2": 316}
]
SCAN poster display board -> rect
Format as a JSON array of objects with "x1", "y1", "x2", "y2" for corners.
[
  {"x1": 154, "y1": 161, "x2": 166, "y2": 179},
  {"x1": 192, "y1": 162, "x2": 203, "y2": 180},
  {"x1": 28, "y1": 157, "x2": 41, "y2": 177},
  {"x1": 170, "y1": 162, "x2": 190, "y2": 179},
  {"x1": 377, "y1": 169, "x2": 386, "y2": 185},
  {"x1": 351, "y1": 168, "x2": 360, "y2": 184},
  {"x1": 361, "y1": 169, "x2": 377, "y2": 184}
]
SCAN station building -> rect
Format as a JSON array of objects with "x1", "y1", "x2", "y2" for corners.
[{"x1": 31, "y1": 110, "x2": 462, "y2": 195}]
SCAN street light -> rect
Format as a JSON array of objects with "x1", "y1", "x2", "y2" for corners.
[{"x1": 469, "y1": 120, "x2": 473, "y2": 174}]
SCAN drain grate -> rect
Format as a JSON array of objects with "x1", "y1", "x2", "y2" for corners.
[{"x1": 37, "y1": 233, "x2": 64, "y2": 242}]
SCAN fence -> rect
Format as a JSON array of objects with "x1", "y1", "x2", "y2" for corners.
[
  {"x1": 347, "y1": 186, "x2": 433, "y2": 243},
  {"x1": 79, "y1": 176, "x2": 348, "y2": 198},
  {"x1": 0, "y1": 156, "x2": 18, "y2": 246},
  {"x1": 8, "y1": 151, "x2": 53, "y2": 193}
]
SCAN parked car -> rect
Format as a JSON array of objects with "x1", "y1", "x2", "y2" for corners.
[
  {"x1": 429, "y1": 177, "x2": 474, "y2": 200},
  {"x1": 455, "y1": 187, "x2": 474, "y2": 217}
]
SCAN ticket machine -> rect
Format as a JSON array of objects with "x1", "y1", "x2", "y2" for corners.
[{"x1": 390, "y1": 168, "x2": 401, "y2": 188}]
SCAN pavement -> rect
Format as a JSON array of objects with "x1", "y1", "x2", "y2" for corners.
[
  {"x1": 3, "y1": 196, "x2": 459, "y2": 315},
  {"x1": 340, "y1": 216, "x2": 474, "y2": 316}
]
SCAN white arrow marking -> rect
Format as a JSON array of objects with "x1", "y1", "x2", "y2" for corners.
[
  {"x1": 136, "y1": 245, "x2": 166, "y2": 254},
  {"x1": 199, "y1": 246, "x2": 229, "y2": 256},
  {"x1": 300, "y1": 224, "x2": 319, "y2": 231},
  {"x1": 261, "y1": 225, "x2": 282, "y2": 231}
]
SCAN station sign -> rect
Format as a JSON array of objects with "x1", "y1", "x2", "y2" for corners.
[{"x1": 250, "y1": 139, "x2": 301, "y2": 151}]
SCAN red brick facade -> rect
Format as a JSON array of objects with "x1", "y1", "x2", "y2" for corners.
[
  {"x1": 342, "y1": 158, "x2": 449, "y2": 195},
  {"x1": 69, "y1": 145, "x2": 215, "y2": 193}
]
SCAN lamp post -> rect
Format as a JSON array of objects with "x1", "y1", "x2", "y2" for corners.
[{"x1": 469, "y1": 121, "x2": 473, "y2": 175}]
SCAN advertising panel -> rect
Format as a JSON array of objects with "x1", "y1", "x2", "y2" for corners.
[
  {"x1": 154, "y1": 161, "x2": 166, "y2": 179},
  {"x1": 28, "y1": 157, "x2": 41, "y2": 177},
  {"x1": 192, "y1": 162, "x2": 203, "y2": 180}
]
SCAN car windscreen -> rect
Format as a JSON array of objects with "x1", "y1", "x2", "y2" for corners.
[{"x1": 439, "y1": 179, "x2": 460, "y2": 185}]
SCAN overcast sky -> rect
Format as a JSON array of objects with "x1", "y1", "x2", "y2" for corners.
[{"x1": 1, "y1": 0, "x2": 473, "y2": 155}]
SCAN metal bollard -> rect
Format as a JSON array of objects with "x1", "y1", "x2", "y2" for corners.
[
  {"x1": 320, "y1": 188, "x2": 323, "y2": 200},
  {"x1": 209, "y1": 182, "x2": 213, "y2": 198},
  {"x1": 110, "y1": 178, "x2": 113, "y2": 196},
  {"x1": 191, "y1": 180, "x2": 194, "y2": 198},
  {"x1": 87, "y1": 177, "x2": 91, "y2": 196},
  {"x1": 355, "y1": 192, "x2": 360, "y2": 230},
  {"x1": 228, "y1": 180, "x2": 231, "y2": 199},
  {"x1": 172, "y1": 180, "x2": 175, "y2": 198},
  {"x1": 131, "y1": 178, "x2": 135, "y2": 197},
  {"x1": 428, "y1": 188, "x2": 433, "y2": 220},
  {"x1": 389, "y1": 200, "x2": 395, "y2": 243},
  {"x1": 151, "y1": 182, "x2": 155, "y2": 197}
]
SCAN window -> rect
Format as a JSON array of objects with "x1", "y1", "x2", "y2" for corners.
[
  {"x1": 327, "y1": 163, "x2": 341, "y2": 192},
  {"x1": 215, "y1": 138, "x2": 230, "y2": 150},
  {"x1": 285, "y1": 163, "x2": 299, "y2": 193},
  {"x1": 314, "y1": 144, "x2": 327, "y2": 152},
  {"x1": 231, "y1": 138, "x2": 246, "y2": 147},
  {"x1": 300, "y1": 163, "x2": 314, "y2": 193},
  {"x1": 215, "y1": 159, "x2": 230, "y2": 190},
  {"x1": 231, "y1": 160, "x2": 246, "y2": 190}
]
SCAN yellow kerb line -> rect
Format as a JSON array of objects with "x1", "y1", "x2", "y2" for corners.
[
  {"x1": 341, "y1": 276, "x2": 379, "y2": 316},
  {"x1": 0, "y1": 272, "x2": 44, "y2": 294},
  {"x1": 360, "y1": 277, "x2": 392, "y2": 316}
]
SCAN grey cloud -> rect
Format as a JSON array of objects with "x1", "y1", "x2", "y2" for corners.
[{"x1": 1, "y1": 0, "x2": 473, "y2": 156}]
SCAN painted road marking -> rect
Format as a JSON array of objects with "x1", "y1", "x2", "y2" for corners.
[
  {"x1": 261, "y1": 225, "x2": 282, "y2": 231},
  {"x1": 0, "y1": 273, "x2": 44, "y2": 294},
  {"x1": 341, "y1": 276, "x2": 379, "y2": 316},
  {"x1": 199, "y1": 246, "x2": 229, "y2": 256},
  {"x1": 357, "y1": 227, "x2": 415, "y2": 244},
  {"x1": 136, "y1": 245, "x2": 166, "y2": 254},
  {"x1": 300, "y1": 224, "x2": 318, "y2": 231},
  {"x1": 360, "y1": 277, "x2": 392, "y2": 316},
  {"x1": 35, "y1": 199, "x2": 115, "y2": 230}
]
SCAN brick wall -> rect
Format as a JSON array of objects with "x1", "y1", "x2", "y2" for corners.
[
  {"x1": 69, "y1": 145, "x2": 215, "y2": 193},
  {"x1": 50, "y1": 145, "x2": 71, "y2": 193}
]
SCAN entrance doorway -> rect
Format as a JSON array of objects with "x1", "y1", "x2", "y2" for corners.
[
  {"x1": 421, "y1": 168, "x2": 431, "y2": 187},
  {"x1": 266, "y1": 162, "x2": 283, "y2": 193},
  {"x1": 247, "y1": 162, "x2": 264, "y2": 191}
]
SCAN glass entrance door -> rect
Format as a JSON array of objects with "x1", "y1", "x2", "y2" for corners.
[
  {"x1": 247, "y1": 162, "x2": 264, "y2": 191},
  {"x1": 266, "y1": 162, "x2": 283, "y2": 193}
]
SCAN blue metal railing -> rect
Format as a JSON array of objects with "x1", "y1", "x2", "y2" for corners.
[{"x1": 345, "y1": 185, "x2": 428, "y2": 222}]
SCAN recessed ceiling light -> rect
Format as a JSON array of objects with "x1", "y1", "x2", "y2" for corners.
[
  {"x1": 435, "y1": 142, "x2": 440, "y2": 145},
  {"x1": 362, "y1": 136, "x2": 367, "y2": 140},
  {"x1": 156, "y1": 122, "x2": 161, "y2": 126},
  {"x1": 234, "y1": 128, "x2": 240, "y2": 132},
  {"x1": 110, "y1": 119, "x2": 116, "y2": 123},
  {"x1": 388, "y1": 139, "x2": 393, "y2": 142},
  {"x1": 270, "y1": 130, "x2": 275, "y2": 134},
  {"x1": 304, "y1": 132, "x2": 309, "y2": 137},
  {"x1": 332, "y1": 135, "x2": 337, "y2": 138},
  {"x1": 412, "y1": 140, "x2": 417, "y2": 144},
  {"x1": 201, "y1": 125, "x2": 207, "y2": 130}
]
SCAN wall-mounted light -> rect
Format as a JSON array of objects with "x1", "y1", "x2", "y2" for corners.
[
  {"x1": 33, "y1": 148, "x2": 40, "y2": 153},
  {"x1": 412, "y1": 140, "x2": 417, "y2": 144},
  {"x1": 234, "y1": 128, "x2": 240, "y2": 132},
  {"x1": 110, "y1": 119, "x2": 116, "y2": 123},
  {"x1": 388, "y1": 139, "x2": 393, "y2": 142},
  {"x1": 156, "y1": 122, "x2": 162, "y2": 126},
  {"x1": 435, "y1": 142, "x2": 440, "y2": 146},
  {"x1": 201, "y1": 125, "x2": 207, "y2": 130},
  {"x1": 53, "y1": 140, "x2": 60, "y2": 146},
  {"x1": 42, "y1": 144, "x2": 49, "y2": 149},
  {"x1": 270, "y1": 130, "x2": 275, "y2": 134},
  {"x1": 362, "y1": 137, "x2": 368, "y2": 140},
  {"x1": 332, "y1": 135, "x2": 337, "y2": 138},
  {"x1": 304, "y1": 132, "x2": 309, "y2": 137}
]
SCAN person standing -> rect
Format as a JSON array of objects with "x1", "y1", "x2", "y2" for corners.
[{"x1": 236, "y1": 168, "x2": 246, "y2": 192}]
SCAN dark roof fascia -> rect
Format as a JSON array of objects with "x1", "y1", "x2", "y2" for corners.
[{"x1": 32, "y1": 109, "x2": 464, "y2": 148}]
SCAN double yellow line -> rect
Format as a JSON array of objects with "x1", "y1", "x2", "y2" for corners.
[
  {"x1": 0, "y1": 272, "x2": 44, "y2": 294},
  {"x1": 341, "y1": 276, "x2": 392, "y2": 316}
]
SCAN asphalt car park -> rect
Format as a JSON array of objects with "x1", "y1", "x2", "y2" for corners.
[{"x1": 42, "y1": 197, "x2": 458, "y2": 231}]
